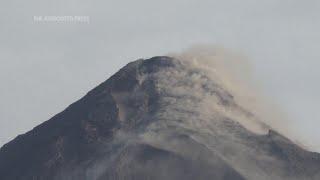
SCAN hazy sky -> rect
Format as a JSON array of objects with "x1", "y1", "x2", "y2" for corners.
[{"x1": 0, "y1": 0, "x2": 320, "y2": 151}]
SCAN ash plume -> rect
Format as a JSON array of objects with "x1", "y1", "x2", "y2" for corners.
[{"x1": 170, "y1": 46, "x2": 292, "y2": 136}]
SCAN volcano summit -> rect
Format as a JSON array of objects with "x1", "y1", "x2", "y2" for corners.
[{"x1": 0, "y1": 56, "x2": 319, "y2": 180}]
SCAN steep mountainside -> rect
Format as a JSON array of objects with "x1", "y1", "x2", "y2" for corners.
[{"x1": 0, "y1": 56, "x2": 319, "y2": 180}]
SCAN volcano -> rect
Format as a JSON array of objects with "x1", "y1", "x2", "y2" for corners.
[{"x1": 0, "y1": 56, "x2": 319, "y2": 180}]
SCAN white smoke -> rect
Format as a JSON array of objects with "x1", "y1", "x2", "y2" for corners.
[{"x1": 166, "y1": 45, "x2": 307, "y2": 148}]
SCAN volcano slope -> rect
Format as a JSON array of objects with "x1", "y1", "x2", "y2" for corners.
[{"x1": 0, "y1": 56, "x2": 319, "y2": 180}]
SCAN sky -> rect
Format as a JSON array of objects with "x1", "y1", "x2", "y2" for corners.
[{"x1": 0, "y1": 0, "x2": 320, "y2": 151}]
